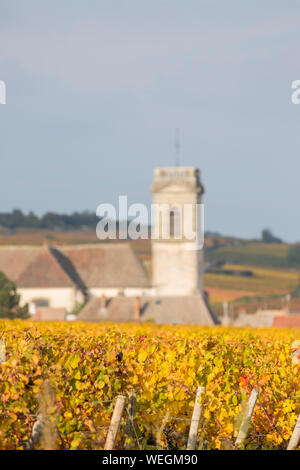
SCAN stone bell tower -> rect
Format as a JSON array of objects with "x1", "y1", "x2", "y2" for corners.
[{"x1": 151, "y1": 167, "x2": 205, "y2": 296}]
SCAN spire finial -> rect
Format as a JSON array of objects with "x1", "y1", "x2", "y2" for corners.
[{"x1": 175, "y1": 128, "x2": 180, "y2": 166}]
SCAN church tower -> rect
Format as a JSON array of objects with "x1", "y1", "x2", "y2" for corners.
[{"x1": 151, "y1": 167, "x2": 205, "y2": 296}]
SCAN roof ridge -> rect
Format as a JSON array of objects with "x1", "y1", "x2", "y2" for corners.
[
  {"x1": 14, "y1": 245, "x2": 74, "y2": 288},
  {"x1": 15, "y1": 247, "x2": 42, "y2": 283},
  {"x1": 61, "y1": 242, "x2": 132, "y2": 249},
  {"x1": 47, "y1": 246, "x2": 88, "y2": 296},
  {"x1": 0, "y1": 245, "x2": 43, "y2": 249},
  {"x1": 126, "y1": 244, "x2": 150, "y2": 283},
  {"x1": 44, "y1": 245, "x2": 74, "y2": 286}
]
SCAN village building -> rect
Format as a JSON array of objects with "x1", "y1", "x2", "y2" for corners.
[
  {"x1": 0, "y1": 243, "x2": 151, "y2": 313},
  {"x1": 231, "y1": 309, "x2": 300, "y2": 328},
  {"x1": 0, "y1": 167, "x2": 219, "y2": 325}
]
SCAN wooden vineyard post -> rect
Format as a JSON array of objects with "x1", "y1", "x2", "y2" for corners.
[
  {"x1": 187, "y1": 386, "x2": 206, "y2": 450},
  {"x1": 123, "y1": 391, "x2": 137, "y2": 449},
  {"x1": 287, "y1": 414, "x2": 300, "y2": 450},
  {"x1": 25, "y1": 414, "x2": 45, "y2": 450},
  {"x1": 104, "y1": 395, "x2": 126, "y2": 450},
  {"x1": 235, "y1": 388, "x2": 259, "y2": 448}
]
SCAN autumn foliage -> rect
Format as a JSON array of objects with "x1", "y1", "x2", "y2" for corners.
[{"x1": 0, "y1": 321, "x2": 299, "y2": 450}]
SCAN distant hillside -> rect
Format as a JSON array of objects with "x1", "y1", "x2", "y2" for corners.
[
  {"x1": 205, "y1": 241, "x2": 291, "y2": 268},
  {"x1": 0, "y1": 227, "x2": 299, "y2": 308},
  {"x1": 0, "y1": 227, "x2": 296, "y2": 269}
]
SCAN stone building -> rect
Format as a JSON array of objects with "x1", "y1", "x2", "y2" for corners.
[
  {"x1": 78, "y1": 166, "x2": 218, "y2": 325},
  {"x1": 0, "y1": 243, "x2": 151, "y2": 314},
  {"x1": 0, "y1": 166, "x2": 219, "y2": 325},
  {"x1": 79, "y1": 294, "x2": 219, "y2": 325},
  {"x1": 232, "y1": 310, "x2": 300, "y2": 328},
  {"x1": 151, "y1": 167, "x2": 204, "y2": 296}
]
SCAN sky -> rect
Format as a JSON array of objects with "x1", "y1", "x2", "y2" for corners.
[{"x1": 0, "y1": 0, "x2": 300, "y2": 241}]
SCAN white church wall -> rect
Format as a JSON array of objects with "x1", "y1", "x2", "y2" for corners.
[
  {"x1": 151, "y1": 167, "x2": 205, "y2": 296},
  {"x1": 89, "y1": 287, "x2": 154, "y2": 298},
  {"x1": 18, "y1": 287, "x2": 81, "y2": 312},
  {"x1": 152, "y1": 241, "x2": 201, "y2": 295}
]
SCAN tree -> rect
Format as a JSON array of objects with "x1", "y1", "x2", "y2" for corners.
[
  {"x1": 261, "y1": 228, "x2": 282, "y2": 244},
  {"x1": 0, "y1": 271, "x2": 29, "y2": 319},
  {"x1": 0, "y1": 209, "x2": 99, "y2": 230}
]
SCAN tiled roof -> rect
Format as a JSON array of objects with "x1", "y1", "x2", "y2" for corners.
[
  {"x1": 0, "y1": 246, "x2": 74, "y2": 288},
  {"x1": 78, "y1": 296, "x2": 137, "y2": 323},
  {"x1": 0, "y1": 243, "x2": 150, "y2": 290},
  {"x1": 78, "y1": 294, "x2": 220, "y2": 326},
  {"x1": 0, "y1": 246, "x2": 40, "y2": 283},
  {"x1": 273, "y1": 314, "x2": 300, "y2": 328},
  {"x1": 141, "y1": 296, "x2": 220, "y2": 325},
  {"x1": 60, "y1": 244, "x2": 150, "y2": 288}
]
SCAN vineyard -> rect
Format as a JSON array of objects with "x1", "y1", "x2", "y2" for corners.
[
  {"x1": 0, "y1": 321, "x2": 299, "y2": 450},
  {"x1": 205, "y1": 264, "x2": 299, "y2": 298}
]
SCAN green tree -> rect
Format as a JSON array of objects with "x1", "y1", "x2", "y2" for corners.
[
  {"x1": 0, "y1": 271, "x2": 29, "y2": 319},
  {"x1": 261, "y1": 228, "x2": 282, "y2": 244}
]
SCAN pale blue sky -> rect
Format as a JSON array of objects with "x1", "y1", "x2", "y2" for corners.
[{"x1": 0, "y1": 0, "x2": 300, "y2": 241}]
